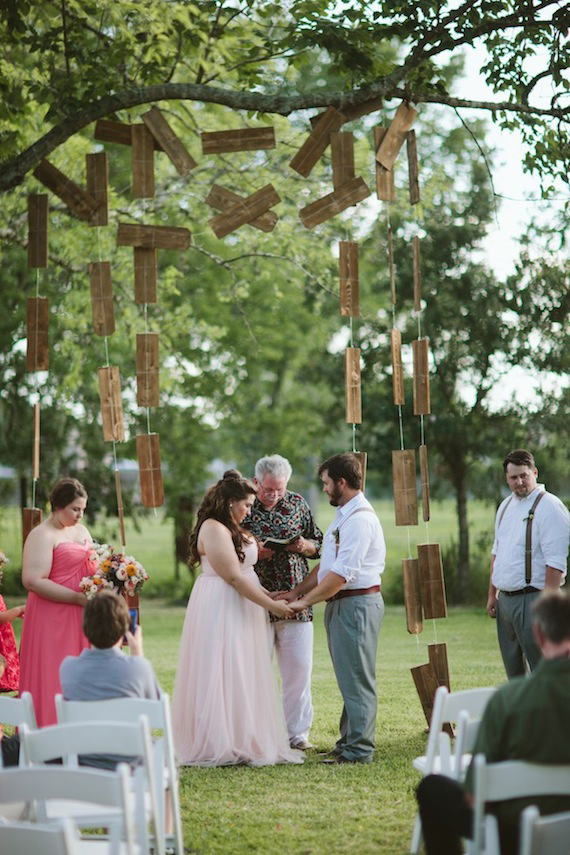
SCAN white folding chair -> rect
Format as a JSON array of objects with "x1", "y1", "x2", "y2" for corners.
[
  {"x1": 19, "y1": 716, "x2": 163, "y2": 855},
  {"x1": 470, "y1": 754, "x2": 570, "y2": 855},
  {"x1": 519, "y1": 805, "x2": 570, "y2": 855},
  {"x1": 410, "y1": 685, "x2": 496, "y2": 853},
  {"x1": 0, "y1": 765, "x2": 138, "y2": 854},
  {"x1": 0, "y1": 690, "x2": 37, "y2": 767},
  {"x1": 56, "y1": 693, "x2": 183, "y2": 855},
  {"x1": 0, "y1": 817, "x2": 79, "y2": 855}
]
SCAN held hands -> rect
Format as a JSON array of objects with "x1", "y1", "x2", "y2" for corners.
[
  {"x1": 273, "y1": 590, "x2": 297, "y2": 603},
  {"x1": 285, "y1": 536, "x2": 309, "y2": 556},
  {"x1": 290, "y1": 598, "x2": 309, "y2": 614},
  {"x1": 269, "y1": 599, "x2": 295, "y2": 619}
]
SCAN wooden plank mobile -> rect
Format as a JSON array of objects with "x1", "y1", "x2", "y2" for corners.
[
  {"x1": 309, "y1": 95, "x2": 383, "y2": 128},
  {"x1": 94, "y1": 119, "x2": 164, "y2": 150},
  {"x1": 131, "y1": 124, "x2": 155, "y2": 198},
  {"x1": 374, "y1": 127, "x2": 395, "y2": 203},
  {"x1": 136, "y1": 333, "x2": 159, "y2": 407},
  {"x1": 85, "y1": 152, "x2": 108, "y2": 226},
  {"x1": 375, "y1": 101, "x2": 418, "y2": 170},
  {"x1": 331, "y1": 132, "x2": 355, "y2": 190},
  {"x1": 27, "y1": 194, "x2": 49, "y2": 268},
  {"x1": 22, "y1": 508, "x2": 42, "y2": 546},
  {"x1": 89, "y1": 262, "x2": 115, "y2": 336},
  {"x1": 33, "y1": 160, "x2": 100, "y2": 222},
  {"x1": 299, "y1": 176, "x2": 370, "y2": 229},
  {"x1": 290, "y1": 106, "x2": 345, "y2": 177},
  {"x1": 417, "y1": 542, "x2": 447, "y2": 619},
  {"x1": 412, "y1": 338, "x2": 430, "y2": 415},
  {"x1": 137, "y1": 433, "x2": 164, "y2": 507},
  {"x1": 201, "y1": 127, "x2": 275, "y2": 154},
  {"x1": 117, "y1": 222, "x2": 191, "y2": 250},
  {"x1": 98, "y1": 366, "x2": 125, "y2": 442},
  {"x1": 411, "y1": 662, "x2": 440, "y2": 727},
  {"x1": 428, "y1": 642, "x2": 450, "y2": 690},
  {"x1": 134, "y1": 248, "x2": 157, "y2": 304},
  {"x1": 412, "y1": 235, "x2": 421, "y2": 311},
  {"x1": 26, "y1": 297, "x2": 49, "y2": 371},
  {"x1": 345, "y1": 347, "x2": 362, "y2": 424},
  {"x1": 402, "y1": 557, "x2": 422, "y2": 634},
  {"x1": 205, "y1": 185, "x2": 278, "y2": 233},
  {"x1": 33, "y1": 403, "x2": 40, "y2": 479},
  {"x1": 407, "y1": 130, "x2": 420, "y2": 205},
  {"x1": 419, "y1": 443, "x2": 430, "y2": 521},
  {"x1": 353, "y1": 450, "x2": 367, "y2": 492},
  {"x1": 388, "y1": 226, "x2": 396, "y2": 304},
  {"x1": 390, "y1": 328, "x2": 405, "y2": 405},
  {"x1": 209, "y1": 184, "x2": 280, "y2": 239},
  {"x1": 142, "y1": 107, "x2": 197, "y2": 175},
  {"x1": 392, "y1": 449, "x2": 418, "y2": 526},
  {"x1": 339, "y1": 241, "x2": 359, "y2": 317}
]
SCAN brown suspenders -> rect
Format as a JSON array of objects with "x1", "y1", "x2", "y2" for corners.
[{"x1": 497, "y1": 491, "x2": 546, "y2": 585}]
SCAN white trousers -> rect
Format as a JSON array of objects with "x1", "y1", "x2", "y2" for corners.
[{"x1": 270, "y1": 620, "x2": 314, "y2": 744}]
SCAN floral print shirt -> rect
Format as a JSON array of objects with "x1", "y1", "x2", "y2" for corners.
[{"x1": 243, "y1": 491, "x2": 323, "y2": 622}]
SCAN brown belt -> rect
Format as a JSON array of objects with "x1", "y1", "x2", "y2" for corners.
[{"x1": 327, "y1": 585, "x2": 380, "y2": 603}]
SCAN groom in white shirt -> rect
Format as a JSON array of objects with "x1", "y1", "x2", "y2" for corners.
[{"x1": 285, "y1": 453, "x2": 385, "y2": 764}]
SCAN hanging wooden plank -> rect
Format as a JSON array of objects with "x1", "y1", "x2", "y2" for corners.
[
  {"x1": 403, "y1": 558, "x2": 422, "y2": 634},
  {"x1": 299, "y1": 176, "x2": 370, "y2": 230},
  {"x1": 133, "y1": 248, "x2": 157, "y2": 304},
  {"x1": 131, "y1": 124, "x2": 155, "y2": 198},
  {"x1": 209, "y1": 184, "x2": 280, "y2": 239},
  {"x1": 290, "y1": 106, "x2": 345, "y2": 177},
  {"x1": 142, "y1": 107, "x2": 197, "y2": 175},
  {"x1": 89, "y1": 261, "x2": 115, "y2": 336},
  {"x1": 352, "y1": 450, "x2": 368, "y2": 492},
  {"x1": 33, "y1": 160, "x2": 100, "y2": 221},
  {"x1": 374, "y1": 127, "x2": 395, "y2": 203},
  {"x1": 331, "y1": 132, "x2": 355, "y2": 190},
  {"x1": 136, "y1": 333, "x2": 160, "y2": 407},
  {"x1": 137, "y1": 433, "x2": 164, "y2": 507},
  {"x1": 418, "y1": 543, "x2": 447, "y2": 619},
  {"x1": 419, "y1": 443, "x2": 430, "y2": 522},
  {"x1": 310, "y1": 96, "x2": 383, "y2": 127},
  {"x1": 390, "y1": 329, "x2": 405, "y2": 405},
  {"x1": 412, "y1": 235, "x2": 421, "y2": 311},
  {"x1": 345, "y1": 347, "x2": 362, "y2": 424},
  {"x1": 98, "y1": 366, "x2": 125, "y2": 442},
  {"x1": 94, "y1": 119, "x2": 164, "y2": 150},
  {"x1": 22, "y1": 508, "x2": 42, "y2": 546},
  {"x1": 339, "y1": 241, "x2": 359, "y2": 317},
  {"x1": 201, "y1": 127, "x2": 275, "y2": 154},
  {"x1": 26, "y1": 297, "x2": 49, "y2": 372},
  {"x1": 392, "y1": 449, "x2": 418, "y2": 526},
  {"x1": 411, "y1": 662, "x2": 440, "y2": 727},
  {"x1": 86, "y1": 152, "x2": 108, "y2": 226},
  {"x1": 428, "y1": 642, "x2": 450, "y2": 690},
  {"x1": 114, "y1": 468, "x2": 126, "y2": 548},
  {"x1": 27, "y1": 194, "x2": 49, "y2": 268},
  {"x1": 117, "y1": 222, "x2": 191, "y2": 250},
  {"x1": 407, "y1": 130, "x2": 420, "y2": 205},
  {"x1": 375, "y1": 101, "x2": 418, "y2": 170},
  {"x1": 33, "y1": 403, "x2": 40, "y2": 479},
  {"x1": 413, "y1": 338, "x2": 431, "y2": 415},
  {"x1": 388, "y1": 226, "x2": 396, "y2": 305},
  {"x1": 205, "y1": 184, "x2": 278, "y2": 233}
]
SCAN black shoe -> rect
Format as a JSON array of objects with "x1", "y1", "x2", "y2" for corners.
[{"x1": 321, "y1": 754, "x2": 371, "y2": 765}]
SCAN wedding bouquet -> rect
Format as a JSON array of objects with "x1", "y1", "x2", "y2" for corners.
[{"x1": 79, "y1": 543, "x2": 149, "y2": 599}]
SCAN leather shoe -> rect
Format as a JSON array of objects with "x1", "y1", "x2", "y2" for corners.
[
  {"x1": 321, "y1": 754, "x2": 371, "y2": 765},
  {"x1": 290, "y1": 739, "x2": 315, "y2": 750}
]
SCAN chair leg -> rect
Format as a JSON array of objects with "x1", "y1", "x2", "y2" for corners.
[{"x1": 410, "y1": 812, "x2": 422, "y2": 854}]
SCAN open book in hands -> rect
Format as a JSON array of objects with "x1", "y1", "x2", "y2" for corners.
[{"x1": 262, "y1": 534, "x2": 301, "y2": 552}]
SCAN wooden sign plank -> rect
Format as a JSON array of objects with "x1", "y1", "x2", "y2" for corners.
[
  {"x1": 419, "y1": 443, "x2": 430, "y2": 522},
  {"x1": 33, "y1": 403, "x2": 40, "y2": 479},
  {"x1": 339, "y1": 241, "x2": 359, "y2": 317},
  {"x1": 407, "y1": 130, "x2": 420, "y2": 205},
  {"x1": 131, "y1": 124, "x2": 155, "y2": 198},
  {"x1": 290, "y1": 106, "x2": 345, "y2": 178},
  {"x1": 411, "y1": 662, "x2": 440, "y2": 727},
  {"x1": 27, "y1": 194, "x2": 49, "y2": 268},
  {"x1": 134, "y1": 248, "x2": 157, "y2": 304},
  {"x1": 86, "y1": 152, "x2": 108, "y2": 226},
  {"x1": 375, "y1": 101, "x2": 418, "y2": 170},
  {"x1": 94, "y1": 119, "x2": 164, "y2": 150},
  {"x1": 201, "y1": 127, "x2": 275, "y2": 154},
  {"x1": 412, "y1": 235, "x2": 421, "y2": 311},
  {"x1": 33, "y1": 160, "x2": 100, "y2": 221},
  {"x1": 136, "y1": 333, "x2": 160, "y2": 407},
  {"x1": 345, "y1": 347, "x2": 362, "y2": 424},
  {"x1": 209, "y1": 184, "x2": 280, "y2": 239},
  {"x1": 392, "y1": 449, "x2": 418, "y2": 526},
  {"x1": 299, "y1": 176, "x2": 370, "y2": 229},
  {"x1": 22, "y1": 508, "x2": 42, "y2": 546},
  {"x1": 403, "y1": 558, "x2": 422, "y2": 635},
  {"x1": 391, "y1": 328, "x2": 405, "y2": 405},
  {"x1": 428, "y1": 642, "x2": 450, "y2": 690},
  {"x1": 137, "y1": 433, "x2": 164, "y2": 507},
  {"x1": 89, "y1": 261, "x2": 115, "y2": 336},
  {"x1": 352, "y1": 450, "x2": 367, "y2": 492},
  {"x1": 388, "y1": 226, "x2": 396, "y2": 305},
  {"x1": 117, "y1": 222, "x2": 191, "y2": 250},
  {"x1": 142, "y1": 107, "x2": 197, "y2": 175},
  {"x1": 205, "y1": 184, "x2": 278, "y2": 233},
  {"x1": 98, "y1": 366, "x2": 125, "y2": 442},
  {"x1": 331, "y1": 132, "x2": 355, "y2": 190},
  {"x1": 310, "y1": 95, "x2": 383, "y2": 127},
  {"x1": 26, "y1": 297, "x2": 49, "y2": 372},
  {"x1": 374, "y1": 127, "x2": 395, "y2": 203},
  {"x1": 418, "y1": 542, "x2": 447, "y2": 619},
  {"x1": 412, "y1": 338, "x2": 431, "y2": 415}
]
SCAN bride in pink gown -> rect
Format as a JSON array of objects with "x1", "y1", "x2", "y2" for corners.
[
  {"x1": 172, "y1": 470, "x2": 303, "y2": 767},
  {"x1": 19, "y1": 477, "x2": 92, "y2": 727}
]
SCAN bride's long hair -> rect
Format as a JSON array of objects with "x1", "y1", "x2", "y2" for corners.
[{"x1": 188, "y1": 469, "x2": 257, "y2": 566}]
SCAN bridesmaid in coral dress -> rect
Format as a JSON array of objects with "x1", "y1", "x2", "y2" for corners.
[{"x1": 19, "y1": 477, "x2": 92, "y2": 726}]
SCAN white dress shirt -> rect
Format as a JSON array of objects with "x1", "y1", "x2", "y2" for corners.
[
  {"x1": 318, "y1": 492, "x2": 386, "y2": 589},
  {"x1": 492, "y1": 485, "x2": 570, "y2": 591}
]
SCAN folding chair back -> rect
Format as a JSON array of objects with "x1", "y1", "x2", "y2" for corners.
[
  {"x1": 0, "y1": 818, "x2": 79, "y2": 855},
  {"x1": 56, "y1": 693, "x2": 183, "y2": 855},
  {"x1": 519, "y1": 805, "x2": 570, "y2": 855},
  {"x1": 0, "y1": 691, "x2": 37, "y2": 730}
]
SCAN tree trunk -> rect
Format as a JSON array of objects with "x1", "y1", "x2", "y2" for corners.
[{"x1": 455, "y1": 474, "x2": 470, "y2": 602}]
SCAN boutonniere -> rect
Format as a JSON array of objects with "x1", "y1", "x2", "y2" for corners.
[
  {"x1": 332, "y1": 528, "x2": 340, "y2": 544},
  {"x1": 523, "y1": 512, "x2": 535, "y2": 522}
]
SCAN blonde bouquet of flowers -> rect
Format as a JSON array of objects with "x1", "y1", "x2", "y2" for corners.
[{"x1": 79, "y1": 543, "x2": 149, "y2": 600}]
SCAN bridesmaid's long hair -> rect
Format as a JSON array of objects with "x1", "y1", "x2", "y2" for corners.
[{"x1": 188, "y1": 469, "x2": 257, "y2": 567}]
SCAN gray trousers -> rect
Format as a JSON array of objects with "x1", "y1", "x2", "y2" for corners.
[
  {"x1": 324, "y1": 592, "x2": 384, "y2": 762},
  {"x1": 496, "y1": 589, "x2": 541, "y2": 678}
]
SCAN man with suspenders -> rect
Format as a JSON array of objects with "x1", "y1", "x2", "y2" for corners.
[
  {"x1": 487, "y1": 448, "x2": 570, "y2": 678},
  {"x1": 283, "y1": 453, "x2": 385, "y2": 764}
]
